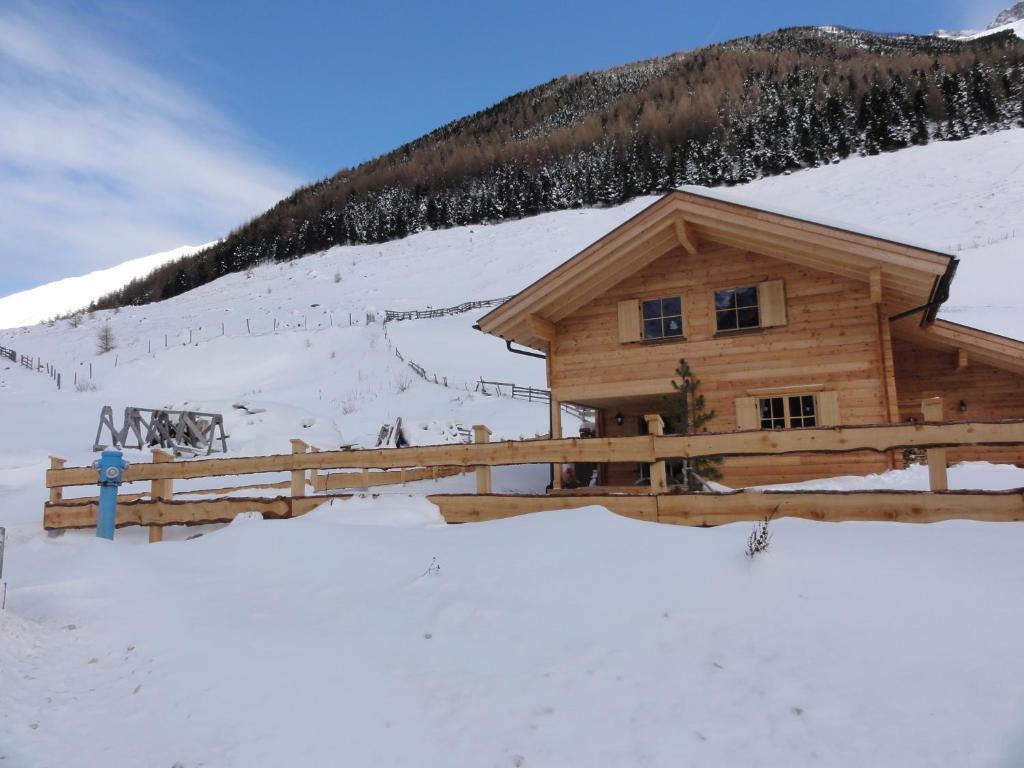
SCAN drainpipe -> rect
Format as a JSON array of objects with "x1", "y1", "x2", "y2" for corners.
[{"x1": 474, "y1": 324, "x2": 553, "y2": 486}]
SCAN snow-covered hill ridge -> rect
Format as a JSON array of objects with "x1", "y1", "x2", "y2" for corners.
[
  {"x1": 0, "y1": 243, "x2": 212, "y2": 330},
  {"x1": 936, "y1": 2, "x2": 1024, "y2": 40}
]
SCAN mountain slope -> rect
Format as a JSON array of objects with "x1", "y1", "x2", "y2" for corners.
[
  {"x1": 0, "y1": 243, "x2": 212, "y2": 329},
  {"x1": 90, "y1": 26, "x2": 1024, "y2": 312}
]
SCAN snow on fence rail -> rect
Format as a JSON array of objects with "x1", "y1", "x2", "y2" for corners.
[
  {"x1": 0, "y1": 344, "x2": 62, "y2": 389},
  {"x1": 41, "y1": 410, "x2": 1024, "y2": 533},
  {"x1": 382, "y1": 296, "x2": 512, "y2": 323}
]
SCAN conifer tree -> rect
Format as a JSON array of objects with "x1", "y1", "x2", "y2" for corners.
[{"x1": 663, "y1": 358, "x2": 722, "y2": 488}]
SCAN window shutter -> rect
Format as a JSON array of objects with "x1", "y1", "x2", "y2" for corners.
[
  {"x1": 758, "y1": 279, "x2": 787, "y2": 327},
  {"x1": 617, "y1": 299, "x2": 641, "y2": 343},
  {"x1": 817, "y1": 391, "x2": 840, "y2": 426},
  {"x1": 734, "y1": 396, "x2": 759, "y2": 431}
]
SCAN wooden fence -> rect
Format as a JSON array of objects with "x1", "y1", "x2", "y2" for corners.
[
  {"x1": 1, "y1": 344, "x2": 62, "y2": 389},
  {"x1": 383, "y1": 296, "x2": 512, "y2": 323},
  {"x1": 41, "y1": 400, "x2": 1024, "y2": 535},
  {"x1": 476, "y1": 380, "x2": 592, "y2": 421}
]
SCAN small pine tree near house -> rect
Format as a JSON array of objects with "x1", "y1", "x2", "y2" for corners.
[
  {"x1": 96, "y1": 321, "x2": 116, "y2": 355},
  {"x1": 663, "y1": 357, "x2": 723, "y2": 488}
]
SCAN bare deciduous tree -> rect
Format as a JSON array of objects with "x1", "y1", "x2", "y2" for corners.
[{"x1": 96, "y1": 322, "x2": 116, "y2": 354}]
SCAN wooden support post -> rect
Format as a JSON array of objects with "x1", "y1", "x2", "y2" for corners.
[
  {"x1": 644, "y1": 414, "x2": 668, "y2": 493},
  {"x1": 309, "y1": 447, "x2": 321, "y2": 492},
  {"x1": 473, "y1": 425, "x2": 492, "y2": 494},
  {"x1": 550, "y1": 398, "x2": 563, "y2": 490},
  {"x1": 956, "y1": 348, "x2": 968, "y2": 371},
  {"x1": 361, "y1": 468, "x2": 369, "y2": 489},
  {"x1": 289, "y1": 439, "x2": 308, "y2": 497},
  {"x1": 869, "y1": 267, "x2": 883, "y2": 304},
  {"x1": 48, "y1": 457, "x2": 66, "y2": 503},
  {"x1": 149, "y1": 449, "x2": 174, "y2": 543},
  {"x1": 922, "y1": 398, "x2": 948, "y2": 491}
]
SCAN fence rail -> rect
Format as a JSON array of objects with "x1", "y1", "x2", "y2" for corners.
[
  {"x1": 383, "y1": 296, "x2": 512, "y2": 323},
  {"x1": 46, "y1": 419, "x2": 1024, "y2": 489},
  {"x1": 39, "y1": 412, "x2": 1024, "y2": 531},
  {"x1": 476, "y1": 379, "x2": 593, "y2": 421},
  {"x1": 1, "y1": 344, "x2": 61, "y2": 389}
]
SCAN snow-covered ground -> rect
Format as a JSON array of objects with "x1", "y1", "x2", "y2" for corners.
[
  {"x1": 3, "y1": 130, "x2": 1024, "y2": 766},
  {"x1": 0, "y1": 243, "x2": 213, "y2": 330}
]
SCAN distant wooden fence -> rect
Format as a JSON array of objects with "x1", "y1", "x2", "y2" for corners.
[
  {"x1": 476, "y1": 379, "x2": 592, "y2": 421},
  {"x1": 41, "y1": 403, "x2": 1024, "y2": 535},
  {"x1": 383, "y1": 296, "x2": 512, "y2": 323},
  {"x1": 1, "y1": 344, "x2": 62, "y2": 389}
]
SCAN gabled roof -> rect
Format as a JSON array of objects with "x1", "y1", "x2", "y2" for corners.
[
  {"x1": 895, "y1": 318, "x2": 1024, "y2": 376},
  {"x1": 478, "y1": 189, "x2": 958, "y2": 350}
]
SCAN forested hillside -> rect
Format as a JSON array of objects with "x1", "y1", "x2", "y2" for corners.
[{"x1": 94, "y1": 26, "x2": 1024, "y2": 310}]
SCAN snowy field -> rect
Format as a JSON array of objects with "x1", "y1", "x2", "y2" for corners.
[{"x1": 2, "y1": 130, "x2": 1024, "y2": 765}]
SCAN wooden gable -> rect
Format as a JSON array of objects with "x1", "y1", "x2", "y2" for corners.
[{"x1": 478, "y1": 190, "x2": 956, "y2": 351}]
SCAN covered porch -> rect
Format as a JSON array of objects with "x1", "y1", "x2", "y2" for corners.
[{"x1": 550, "y1": 392, "x2": 681, "y2": 492}]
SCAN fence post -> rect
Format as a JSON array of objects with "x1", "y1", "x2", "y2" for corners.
[
  {"x1": 289, "y1": 439, "x2": 308, "y2": 498},
  {"x1": 149, "y1": 449, "x2": 174, "y2": 543},
  {"x1": 48, "y1": 456, "x2": 66, "y2": 504},
  {"x1": 922, "y1": 397, "x2": 948, "y2": 491},
  {"x1": 309, "y1": 447, "x2": 321, "y2": 492},
  {"x1": 472, "y1": 425, "x2": 492, "y2": 494},
  {"x1": 644, "y1": 414, "x2": 668, "y2": 493}
]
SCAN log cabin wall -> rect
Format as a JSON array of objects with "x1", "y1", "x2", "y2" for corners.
[
  {"x1": 892, "y1": 337, "x2": 1024, "y2": 467},
  {"x1": 550, "y1": 244, "x2": 894, "y2": 486}
]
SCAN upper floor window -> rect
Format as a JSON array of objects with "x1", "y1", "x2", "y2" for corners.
[
  {"x1": 758, "y1": 394, "x2": 817, "y2": 430},
  {"x1": 642, "y1": 297, "x2": 683, "y2": 340},
  {"x1": 715, "y1": 286, "x2": 760, "y2": 332}
]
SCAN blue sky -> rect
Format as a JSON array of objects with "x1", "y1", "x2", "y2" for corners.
[{"x1": 0, "y1": 0, "x2": 1005, "y2": 296}]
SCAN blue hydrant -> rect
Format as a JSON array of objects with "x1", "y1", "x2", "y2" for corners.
[{"x1": 95, "y1": 449, "x2": 128, "y2": 540}]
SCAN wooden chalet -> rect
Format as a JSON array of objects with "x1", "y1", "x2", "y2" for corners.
[{"x1": 477, "y1": 190, "x2": 1024, "y2": 488}]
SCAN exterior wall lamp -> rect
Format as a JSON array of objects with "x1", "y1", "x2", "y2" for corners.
[{"x1": 614, "y1": 412, "x2": 625, "y2": 426}]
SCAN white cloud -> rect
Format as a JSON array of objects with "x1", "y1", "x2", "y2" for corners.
[{"x1": 0, "y1": 4, "x2": 298, "y2": 294}]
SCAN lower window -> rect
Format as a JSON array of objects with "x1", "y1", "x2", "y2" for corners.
[{"x1": 758, "y1": 394, "x2": 817, "y2": 429}]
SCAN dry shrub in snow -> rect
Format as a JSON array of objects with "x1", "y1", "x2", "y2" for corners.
[
  {"x1": 394, "y1": 375, "x2": 412, "y2": 394},
  {"x1": 746, "y1": 511, "x2": 774, "y2": 558},
  {"x1": 75, "y1": 379, "x2": 99, "y2": 392}
]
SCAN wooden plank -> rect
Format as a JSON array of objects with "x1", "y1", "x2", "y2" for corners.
[
  {"x1": 922, "y1": 398, "x2": 949, "y2": 491},
  {"x1": 869, "y1": 268, "x2": 883, "y2": 304},
  {"x1": 527, "y1": 313, "x2": 557, "y2": 342},
  {"x1": 758, "y1": 279, "x2": 787, "y2": 327},
  {"x1": 289, "y1": 439, "x2": 307, "y2": 497},
  {"x1": 429, "y1": 493, "x2": 659, "y2": 524},
  {"x1": 318, "y1": 465, "x2": 464, "y2": 491},
  {"x1": 48, "y1": 457, "x2": 65, "y2": 503},
  {"x1": 655, "y1": 489, "x2": 1024, "y2": 525},
  {"x1": 617, "y1": 299, "x2": 641, "y2": 343},
  {"x1": 45, "y1": 420, "x2": 1024, "y2": 489},
  {"x1": 644, "y1": 414, "x2": 667, "y2": 493},
  {"x1": 428, "y1": 489, "x2": 1024, "y2": 527},
  {"x1": 44, "y1": 496, "x2": 302, "y2": 529},
  {"x1": 473, "y1": 425, "x2": 492, "y2": 494},
  {"x1": 675, "y1": 219, "x2": 699, "y2": 256}
]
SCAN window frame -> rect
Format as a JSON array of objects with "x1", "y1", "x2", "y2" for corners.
[
  {"x1": 639, "y1": 295, "x2": 685, "y2": 342},
  {"x1": 714, "y1": 285, "x2": 761, "y2": 334},
  {"x1": 757, "y1": 393, "x2": 818, "y2": 430}
]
